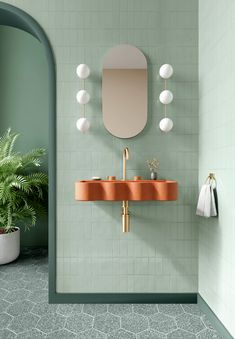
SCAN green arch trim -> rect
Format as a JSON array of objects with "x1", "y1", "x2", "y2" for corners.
[{"x1": 0, "y1": 2, "x2": 56, "y2": 298}]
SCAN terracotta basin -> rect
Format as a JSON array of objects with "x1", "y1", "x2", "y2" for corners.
[{"x1": 75, "y1": 180, "x2": 178, "y2": 201}]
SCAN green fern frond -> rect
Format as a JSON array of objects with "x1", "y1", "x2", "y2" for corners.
[{"x1": 0, "y1": 129, "x2": 48, "y2": 231}]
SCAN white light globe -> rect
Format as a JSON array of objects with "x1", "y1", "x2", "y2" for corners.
[
  {"x1": 76, "y1": 117, "x2": 90, "y2": 132},
  {"x1": 159, "y1": 64, "x2": 173, "y2": 79},
  {"x1": 159, "y1": 118, "x2": 173, "y2": 133},
  {"x1": 159, "y1": 90, "x2": 173, "y2": 104},
  {"x1": 76, "y1": 64, "x2": 90, "y2": 79},
  {"x1": 76, "y1": 90, "x2": 90, "y2": 104}
]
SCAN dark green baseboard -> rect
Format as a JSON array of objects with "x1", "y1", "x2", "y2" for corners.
[
  {"x1": 49, "y1": 292, "x2": 197, "y2": 304},
  {"x1": 198, "y1": 294, "x2": 233, "y2": 339}
]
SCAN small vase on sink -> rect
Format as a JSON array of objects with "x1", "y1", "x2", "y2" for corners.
[
  {"x1": 146, "y1": 158, "x2": 160, "y2": 181},
  {"x1": 150, "y1": 171, "x2": 158, "y2": 180}
]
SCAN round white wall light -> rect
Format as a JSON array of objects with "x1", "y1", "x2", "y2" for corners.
[
  {"x1": 159, "y1": 118, "x2": 173, "y2": 132},
  {"x1": 159, "y1": 64, "x2": 173, "y2": 79},
  {"x1": 76, "y1": 90, "x2": 90, "y2": 104},
  {"x1": 159, "y1": 90, "x2": 173, "y2": 104},
  {"x1": 76, "y1": 117, "x2": 90, "y2": 132},
  {"x1": 76, "y1": 64, "x2": 90, "y2": 79}
]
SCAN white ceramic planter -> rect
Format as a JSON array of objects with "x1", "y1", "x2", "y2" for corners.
[{"x1": 0, "y1": 227, "x2": 20, "y2": 265}]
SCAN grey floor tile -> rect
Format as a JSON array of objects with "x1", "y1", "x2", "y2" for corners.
[
  {"x1": 107, "y1": 328, "x2": 136, "y2": 339},
  {"x1": 24, "y1": 279, "x2": 47, "y2": 291},
  {"x1": 197, "y1": 329, "x2": 222, "y2": 339},
  {"x1": 8, "y1": 313, "x2": 39, "y2": 334},
  {"x1": 36, "y1": 313, "x2": 66, "y2": 334},
  {"x1": 201, "y1": 315, "x2": 215, "y2": 330},
  {"x1": 83, "y1": 304, "x2": 107, "y2": 316},
  {"x1": 65, "y1": 313, "x2": 93, "y2": 333},
  {"x1": 5, "y1": 289, "x2": 30, "y2": 303},
  {"x1": 31, "y1": 301, "x2": 58, "y2": 316},
  {"x1": 0, "y1": 328, "x2": 16, "y2": 339},
  {"x1": 46, "y1": 329, "x2": 76, "y2": 339},
  {"x1": 28, "y1": 289, "x2": 48, "y2": 303},
  {"x1": 0, "y1": 279, "x2": 26, "y2": 291},
  {"x1": 108, "y1": 304, "x2": 132, "y2": 315},
  {"x1": 158, "y1": 305, "x2": 184, "y2": 317},
  {"x1": 176, "y1": 313, "x2": 205, "y2": 334},
  {"x1": 6, "y1": 300, "x2": 34, "y2": 316},
  {"x1": 182, "y1": 304, "x2": 203, "y2": 317},
  {"x1": 133, "y1": 304, "x2": 158, "y2": 316},
  {"x1": 149, "y1": 313, "x2": 177, "y2": 334},
  {"x1": 167, "y1": 329, "x2": 196, "y2": 338},
  {"x1": 16, "y1": 328, "x2": 46, "y2": 339},
  {"x1": 94, "y1": 312, "x2": 120, "y2": 333},
  {"x1": 76, "y1": 328, "x2": 106, "y2": 339},
  {"x1": 0, "y1": 299, "x2": 11, "y2": 312},
  {"x1": 137, "y1": 329, "x2": 166, "y2": 338},
  {"x1": 0, "y1": 312, "x2": 12, "y2": 329},
  {"x1": 0, "y1": 249, "x2": 223, "y2": 339},
  {"x1": 57, "y1": 304, "x2": 74, "y2": 316},
  {"x1": 121, "y1": 313, "x2": 148, "y2": 334}
]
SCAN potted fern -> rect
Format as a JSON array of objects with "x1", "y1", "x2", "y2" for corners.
[{"x1": 0, "y1": 129, "x2": 48, "y2": 264}]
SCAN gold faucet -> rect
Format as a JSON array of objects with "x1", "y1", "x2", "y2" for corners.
[
  {"x1": 122, "y1": 147, "x2": 130, "y2": 233},
  {"x1": 122, "y1": 147, "x2": 129, "y2": 180}
]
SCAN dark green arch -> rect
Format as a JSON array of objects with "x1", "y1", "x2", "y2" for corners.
[{"x1": 0, "y1": 2, "x2": 56, "y2": 298}]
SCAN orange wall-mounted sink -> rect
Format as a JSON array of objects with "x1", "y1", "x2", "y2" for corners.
[{"x1": 75, "y1": 180, "x2": 178, "y2": 201}]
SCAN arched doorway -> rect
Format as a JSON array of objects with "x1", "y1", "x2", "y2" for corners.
[{"x1": 0, "y1": 2, "x2": 56, "y2": 295}]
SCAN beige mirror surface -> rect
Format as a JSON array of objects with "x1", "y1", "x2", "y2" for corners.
[{"x1": 102, "y1": 45, "x2": 147, "y2": 138}]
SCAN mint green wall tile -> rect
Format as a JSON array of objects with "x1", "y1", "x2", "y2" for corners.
[
  {"x1": 199, "y1": 0, "x2": 235, "y2": 336},
  {"x1": 5, "y1": 0, "x2": 198, "y2": 294}
]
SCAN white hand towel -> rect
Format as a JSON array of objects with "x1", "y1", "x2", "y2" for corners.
[{"x1": 196, "y1": 184, "x2": 211, "y2": 217}]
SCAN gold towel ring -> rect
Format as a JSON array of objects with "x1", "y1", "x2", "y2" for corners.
[{"x1": 205, "y1": 173, "x2": 216, "y2": 187}]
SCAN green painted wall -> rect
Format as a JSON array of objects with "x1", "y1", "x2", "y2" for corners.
[
  {"x1": 199, "y1": 0, "x2": 235, "y2": 336},
  {"x1": 0, "y1": 25, "x2": 49, "y2": 247},
  {"x1": 4, "y1": 0, "x2": 198, "y2": 294}
]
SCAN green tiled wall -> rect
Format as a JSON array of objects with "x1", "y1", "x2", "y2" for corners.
[
  {"x1": 5, "y1": 0, "x2": 198, "y2": 293},
  {"x1": 199, "y1": 0, "x2": 235, "y2": 336}
]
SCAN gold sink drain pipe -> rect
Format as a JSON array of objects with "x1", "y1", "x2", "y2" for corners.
[{"x1": 122, "y1": 147, "x2": 130, "y2": 232}]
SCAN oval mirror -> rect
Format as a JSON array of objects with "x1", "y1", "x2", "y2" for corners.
[{"x1": 102, "y1": 44, "x2": 147, "y2": 138}]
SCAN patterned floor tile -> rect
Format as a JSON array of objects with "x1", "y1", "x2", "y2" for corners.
[
  {"x1": 0, "y1": 299, "x2": 10, "y2": 313},
  {"x1": 121, "y1": 313, "x2": 148, "y2": 333},
  {"x1": 149, "y1": 313, "x2": 177, "y2": 334},
  {"x1": 65, "y1": 313, "x2": 93, "y2": 333},
  {"x1": 0, "y1": 249, "x2": 223, "y2": 339},
  {"x1": 182, "y1": 304, "x2": 204, "y2": 317},
  {"x1": 31, "y1": 301, "x2": 58, "y2": 316},
  {"x1": 6, "y1": 300, "x2": 34, "y2": 317},
  {"x1": 8, "y1": 313, "x2": 39, "y2": 334},
  {"x1": 137, "y1": 329, "x2": 166, "y2": 338},
  {"x1": 133, "y1": 304, "x2": 158, "y2": 316},
  {"x1": 197, "y1": 329, "x2": 222, "y2": 339},
  {"x1": 16, "y1": 328, "x2": 46, "y2": 339},
  {"x1": 5, "y1": 289, "x2": 30, "y2": 303},
  {"x1": 158, "y1": 305, "x2": 184, "y2": 317},
  {"x1": 167, "y1": 329, "x2": 196, "y2": 338},
  {"x1": 83, "y1": 304, "x2": 107, "y2": 316},
  {"x1": 36, "y1": 313, "x2": 66, "y2": 334},
  {"x1": 0, "y1": 312, "x2": 12, "y2": 329},
  {"x1": 56, "y1": 304, "x2": 74, "y2": 316},
  {"x1": 107, "y1": 328, "x2": 136, "y2": 339},
  {"x1": 94, "y1": 312, "x2": 120, "y2": 333},
  {"x1": 108, "y1": 304, "x2": 132, "y2": 315},
  {"x1": 76, "y1": 328, "x2": 106, "y2": 339},
  {"x1": 0, "y1": 329, "x2": 16, "y2": 339},
  {"x1": 45, "y1": 329, "x2": 76, "y2": 339},
  {"x1": 176, "y1": 313, "x2": 205, "y2": 334}
]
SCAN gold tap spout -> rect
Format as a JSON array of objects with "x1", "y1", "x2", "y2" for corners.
[{"x1": 122, "y1": 147, "x2": 130, "y2": 181}]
